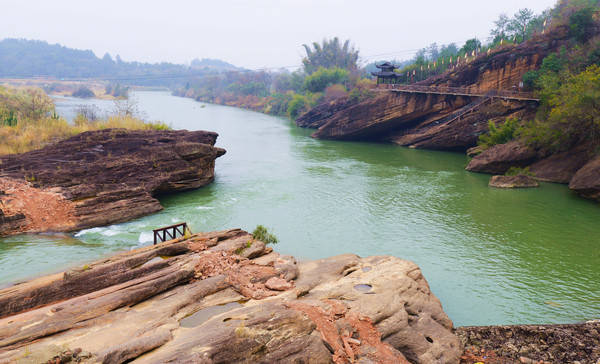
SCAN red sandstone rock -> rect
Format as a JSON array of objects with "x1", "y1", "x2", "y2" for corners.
[
  {"x1": 569, "y1": 156, "x2": 600, "y2": 202},
  {"x1": 466, "y1": 141, "x2": 537, "y2": 174},
  {"x1": 0, "y1": 229, "x2": 462, "y2": 364},
  {"x1": 265, "y1": 276, "x2": 293, "y2": 291},
  {"x1": 489, "y1": 175, "x2": 539, "y2": 188},
  {"x1": 0, "y1": 129, "x2": 225, "y2": 235}
]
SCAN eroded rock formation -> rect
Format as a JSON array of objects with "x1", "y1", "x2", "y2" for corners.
[
  {"x1": 298, "y1": 28, "x2": 572, "y2": 148},
  {"x1": 569, "y1": 156, "x2": 600, "y2": 202},
  {"x1": 0, "y1": 229, "x2": 462, "y2": 364},
  {"x1": 0, "y1": 129, "x2": 225, "y2": 235},
  {"x1": 467, "y1": 142, "x2": 600, "y2": 202},
  {"x1": 488, "y1": 175, "x2": 539, "y2": 188}
]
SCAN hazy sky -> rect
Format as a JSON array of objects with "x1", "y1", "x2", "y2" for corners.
[{"x1": 2, "y1": 0, "x2": 557, "y2": 70}]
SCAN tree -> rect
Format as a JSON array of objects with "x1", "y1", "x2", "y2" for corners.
[
  {"x1": 491, "y1": 13, "x2": 510, "y2": 40},
  {"x1": 427, "y1": 43, "x2": 439, "y2": 61},
  {"x1": 20, "y1": 88, "x2": 53, "y2": 120},
  {"x1": 302, "y1": 67, "x2": 349, "y2": 93},
  {"x1": 102, "y1": 53, "x2": 113, "y2": 63},
  {"x1": 460, "y1": 38, "x2": 481, "y2": 55},
  {"x1": 507, "y1": 8, "x2": 535, "y2": 41},
  {"x1": 439, "y1": 43, "x2": 459, "y2": 59},
  {"x1": 72, "y1": 86, "x2": 95, "y2": 98},
  {"x1": 545, "y1": 64, "x2": 600, "y2": 148},
  {"x1": 569, "y1": 6, "x2": 595, "y2": 41},
  {"x1": 113, "y1": 96, "x2": 139, "y2": 117},
  {"x1": 302, "y1": 37, "x2": 359, "y2": 74}
]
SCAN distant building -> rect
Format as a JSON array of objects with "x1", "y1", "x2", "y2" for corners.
[{"x1": 371, "y1": 62, "x2": 401, "y2": 84}]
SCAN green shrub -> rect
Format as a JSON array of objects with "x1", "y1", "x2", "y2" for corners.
[
  {"x1": 478, "y1": 117, "x2": 521, "y2": 149},
  {"x1": 302, "y1": 67, "x2": 348, "y2": 93},
  {"x1": 0, "y1": 109, "x2": 17, "y2": 126},
  {"x1": 522, "y1": 70, "x2": 539, "y2": 91},
  {"x1": 252, "y1": 225, "x2": 278, "y2": 245},
  {"x1": 569, "y1": 6, "x2": 596, "y2": 42},
  {"x1": 72, "y1": 86, "x2": 95, "y2": 98},
  {"x1": 505, "y1": 166, "x2": 535, "y2": 176},
  {"x1": 287, "y1": 94, "x2": 307, "y2": 119}
]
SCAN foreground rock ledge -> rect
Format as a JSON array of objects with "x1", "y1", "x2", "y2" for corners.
[
  {"x1": 0, "y1": 229, "x2": 461, "y2": 363},
  {"x1": 0, "y1": 129, "x2": 226, "y2": 235}
]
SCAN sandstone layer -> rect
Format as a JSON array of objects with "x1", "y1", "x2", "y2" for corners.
[
  {"x1": 0, "y1": 228, "x2": 462, "y2": 364},
  {"x1": 0, "y1": 129, "x2": 225, "y2": 235}
]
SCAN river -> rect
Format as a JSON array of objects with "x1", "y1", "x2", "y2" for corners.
[{"x1": 1, "y1": 90, "x2": 599, "y2": 327}]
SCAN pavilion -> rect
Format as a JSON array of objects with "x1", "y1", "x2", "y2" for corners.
[{"x1": 371, "y1": 62, "x2": 401, "y2": 84}]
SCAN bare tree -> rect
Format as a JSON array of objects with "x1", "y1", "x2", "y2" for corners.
[
  {"x1": 113, "y1": 96, "x2": 139, "y2": 117},
  {"x1": 75, "y1": 104, "x2": 101, "y2": 121}
]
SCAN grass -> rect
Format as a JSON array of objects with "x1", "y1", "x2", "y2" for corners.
[
  {"x1": 252, "y1": 225, "x2": 278, "y2": 245},
  {"x1": 0, "y1": 116, "x2": 169, "y2": 156},
  {"x1": 505, "y1": 166, "x2": 535, "y2": 177}
]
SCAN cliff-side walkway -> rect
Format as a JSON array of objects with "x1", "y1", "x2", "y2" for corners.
[{"x1": 374, "y1": 84, "x2": 540, "y2": 102}]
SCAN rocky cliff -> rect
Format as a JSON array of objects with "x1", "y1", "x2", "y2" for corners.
[
  {"x1": 298, "y1": 28, "x2": 572, "y2": 147},
  {"x1": 466, "y1": 141, "x2": 600, "y2": 202},
  {"x1": 0, "y1": 129, "x2": 225, "y2": 235},
  {"x1": 0, "y1": 228, "x2": 462, "y2": 364}
]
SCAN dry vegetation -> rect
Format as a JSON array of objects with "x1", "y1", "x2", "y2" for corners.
[{"x1": 0, "y1": 85, "x2": 168, "y2": 156}]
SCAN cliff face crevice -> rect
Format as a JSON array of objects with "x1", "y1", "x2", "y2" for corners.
[{"x1": 0, "y1": 129, "x2": 226, "y2": 235}]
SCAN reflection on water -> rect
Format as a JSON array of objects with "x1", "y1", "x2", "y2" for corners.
[{"x1": 1, "y1": 91, "x2": 598, "y2": 326}]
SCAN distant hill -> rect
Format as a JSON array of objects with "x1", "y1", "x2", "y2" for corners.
[
  {"x1": 190, "y1": 58, "x2": 240, "y2": 71},
  {"x1": 0, "y1": 39, "x2": 241, "y2": 86}
]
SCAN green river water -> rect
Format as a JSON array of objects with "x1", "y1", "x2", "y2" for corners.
[{"x1": 1, "y1": 91, "x2": 599, "y2": 326}]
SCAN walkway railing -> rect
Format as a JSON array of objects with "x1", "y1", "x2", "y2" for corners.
[
  {"x1": 375, "y1": 84, "x2": 539, "y2": 101},
  {"x1": 153, "y1": 222, "x2": 191, "y2": 245}
]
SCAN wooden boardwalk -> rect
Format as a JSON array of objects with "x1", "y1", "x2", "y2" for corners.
[{"x1": 374, "y1": 84, "x2": 539, "y2": 102}]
